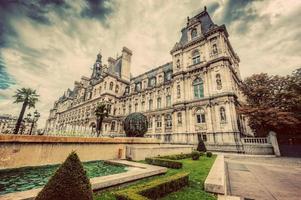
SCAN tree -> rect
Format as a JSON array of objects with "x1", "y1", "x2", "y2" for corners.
[
  {"x1": 35, "y1": 152, "x2": 93, "y2": 200},
  {"x1": 13, "y1": 88, "x2": 39, "y2": 134},
  {"x1": 94, "y1": 103, "x2": 109, "y2": 137},
  {"x1": 239, "y1": 70, "x2": 301, "y2": 136}
]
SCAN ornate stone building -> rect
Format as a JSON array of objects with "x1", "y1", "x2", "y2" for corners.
[{"x1": 45, "y1": 8, "x2": 251, "y2": 152}]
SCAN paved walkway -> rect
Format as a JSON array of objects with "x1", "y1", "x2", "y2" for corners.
[{"x1": 225, "y1": 156, "x2": 301, "y2": 200}]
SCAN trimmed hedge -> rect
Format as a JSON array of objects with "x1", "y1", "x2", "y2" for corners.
[
  {"x1": 160, "y1": 153, "x2": 192, "y2": 160},
  {"x1": 145, "y1": 157, "x2": 182, "y2": 169},
  {"x1": 114, "y1": 172, "x2": 189, "y2": 200},
  {"x1": 206, "y1": 152, "x2": 213, "y2": 157},
  {"x1": 191, "y1": 151, "x2": 200, "y2": 160}
]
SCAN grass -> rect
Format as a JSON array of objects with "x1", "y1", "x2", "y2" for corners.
[{"x1": 94, "y1": 155, "x2": 217, "y2": 200}]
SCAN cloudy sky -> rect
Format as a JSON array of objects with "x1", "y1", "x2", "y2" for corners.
[{"x1": 0, "y1": 0, "x2": 300, "y2": 128}]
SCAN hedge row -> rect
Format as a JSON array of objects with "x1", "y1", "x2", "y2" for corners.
[
  {"x1": 160, "y1": 153, "x2": 192, "y2": 160},
  {"x1": 114, "y1": 172, "x2": 189, "y2": 200},
  {"x1": 145, "y1": 157, "x2": 182, "y2": 169}
]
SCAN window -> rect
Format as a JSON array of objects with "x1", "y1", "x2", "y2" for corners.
[
  {"x1": 104, "y1": 82, "x2": 107, "y2": 90},
  {"x1": 177, "y1": 85, "x2": 181, "y2": 99},
  {"x1": 111, "y1": 121, "x2": 116, "y2": 131},
  {"x1": 165, "y1": 71, "x2": 172, "y2": 81},
  {"x1": 109, "y1": 82, "x2": 113, "y2": 90},
  {"x1": 156, "y1": 115, "x2": 162, "y2": 128},
  {"x1": 176, "y1": 59, "x2": 180, "y2": 68},
  {"x1": 165, "y1": 114, "x2": 172, "y2": 128},
  {"x1": 220, "y1": 107, "x2": 227, "y2": 122},
  {"x1": 148, "y1": 117, "x2": 153, "y2": 128},
  {"x1": 216, "y1": 74, "x2": 222, "y2": 90},
  {"x1": 135, "y1": 82, "x2": 141, "y2": 92},
  {"x1": 212, "y1": 44, "x2": 218, "y2": 54},
  {"x1": 157, "y1": 97, "x2": 161, "y2": 109},
  {"x1": 196, "y1": 108, "x2": 206, "y2": 124},
  {"x1": 125, "y1": 86, "x2": 129, "y2": 94},
  {"x1": 191, "y1": 28, "x2": 197, "y2": 39},
  {"x1": 149, "y1": 99, "x2": 153, "y2": 111},
  {"x1": 192, "y1": 50, "x2": 200, "y2": 64},
  {"x1": 99, "y1": 86, "x2": 102, "y2": 94},
  {"x1": 177, "y1": 112, "x2": 182, "y2": 124},
  {"x1": 141, "y1": 101, "x2": 145, "y2": 112},
  {"x1": 129, "y1": 105, "x2": 132, "y2": 113},
  {"x1": 115, "y1": 85, "x2": 119, "y2": 93},
  {"x1": 135, "y1": 103, "x2": 138, "y2": 112},
  {"x1": 193, "y1": 78, "x2": 204, "y2": 98},
  {"x1": 166, "y1": 95, "x2": 171, "y2": 107},
  {"x1": 149, "y1": 77, "x2": 156, "y2": 87}
]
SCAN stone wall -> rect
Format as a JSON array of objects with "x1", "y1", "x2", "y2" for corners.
[{"x1": 0, "y1": 135, "x2": 192, "y2": 169}]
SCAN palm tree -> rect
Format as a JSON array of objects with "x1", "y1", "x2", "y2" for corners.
[
  {"x1": 94, "y1": 103, "x2": 109, "y2": 137},
  {"x1": 13, "y1": 88, "x2": 39, "y2": 134}
]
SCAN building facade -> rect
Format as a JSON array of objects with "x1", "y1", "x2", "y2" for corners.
[
  {"x1": 0, "y1": 114, "x2": 34, "y2": 135},
  {"x1": 45, "y1": 8, "x2": 251, "y2": 152}
]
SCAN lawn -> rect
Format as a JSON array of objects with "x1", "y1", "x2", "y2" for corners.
[{"x1": 94, "y1": 155, "x2": 217, "y2": 200}]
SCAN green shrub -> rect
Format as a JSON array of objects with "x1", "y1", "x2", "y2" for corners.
[
  {"x1": 191, "y1": 151, "x2": 200, "y2": 160},
  {"x1": 199, "y1": 151, "x2": 204, "y2": 156},
  {"x1": 114, "y1": 172, "x2": 189, "y2": 200},
  {"x1": 35, "y1": 152, "x2": 93, "y2": 200},
  {"x1": 145, "y1": 157, "x2": 182, "y2": 169},
  {"x1": 206, "y1": 152, "x2": 213, "y2": 157},
  {"x1": 160, "y1": 153, "x2": 192, "y2": 160}
]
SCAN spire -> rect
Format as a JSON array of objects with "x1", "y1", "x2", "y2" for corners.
[
  {"x1": 204, "y1": 6, "x2": 207, "y2": 12},
  {"x1": 96, "y1": 49, "x2": 102, "y2": 63}
]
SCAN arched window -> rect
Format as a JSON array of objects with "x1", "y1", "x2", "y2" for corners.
[
  {"x1": 166, "y1": 95, "x2": 171, "y2": 107},
  {"x1": 156, "y1": 115, "x2": 162, "y2": 128},
  {"x1": 157, "y1": 97, "x2": 161, "y2": 109},
  {"x1": 220, "y1": 107, "x2": 227, "y2": 122},
  {"x1": 135, "y1": 103, "x2": 138, "y2": 112},
  {"x1": 191, "y1": 28, "x2": 197, "y2": 39},
  {"x1": 177, "y1": 85, "x2": 181, "y2": 98},
  {"x1": 165, "y1": 114, "x2": 172, "y2": 128},
  {"x1": 129, "y1": 105, "x2": 132, "y2": 113},
  {"x1": 149, "y1": 99, "x2": 153, "y2": 111},
  {"x1": 148, "y1": 116, "x2": 153, "y2": 128},
  {"x1": 193, "y1": 78, "x2": 204, "y2": 98},
  {"x1": 115, "y1": 85, "x2": 119, "y2": 93},
  {"x1": 196, "y1": 108, "x2": 206, "y2": 124},
  {"x1": 216, "y1": 74, "x2": 222, "y2": 90},
  {"x1": 109, "y1": 82, "x2": 113, "y2": 90},
  {"x1": 192, "y1": 50, "x2": 201, "y2": 64},
  {"x1": 177, "y1": 112, "x2": 182, "y2": 124}
]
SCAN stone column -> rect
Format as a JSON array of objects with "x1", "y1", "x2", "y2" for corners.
[{"x1": 269, "y1": 131, "x2": 281, "y2": 156}]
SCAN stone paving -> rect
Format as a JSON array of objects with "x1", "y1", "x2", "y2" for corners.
[{"x1": 225, "y1": 156, "x2": 301, "y2": 200}]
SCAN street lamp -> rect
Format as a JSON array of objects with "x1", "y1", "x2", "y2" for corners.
[{"x1": 29, "y1": 110, "x2": 40, "y2": 135}]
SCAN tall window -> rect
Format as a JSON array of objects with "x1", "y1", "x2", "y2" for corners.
[
  {"x1": 129, "y1": 105, "x2": 132, "y2": 113},
  {"x1": 135, "y1": 103, "x2": 138, "y2": 112},
  {"x1": 165, "y1": 114, "x2": 172, "y2": 128},
  {"x1": 148, "y1": 117, "x2": 153, "y2": 128},
  {"x1": 165, "y1": 71, "x2": 172, "y2": 81},
  {"x1": 212, "y1": 44, "x2": 218, "y2": 54},
  {"x1": 176, "y1": 59, "x2": 180, "y2": 68},
  {"x1": 220, "y1": 107, "x2": 227, "y2": 122},
  {"x1": 149, "y1": 77, "x2": 156, "y2": 87},
  {"x1": 166, "y1": 95, "x2": 171, "y2": 107},
  {"x1": 115, "y1": 85, "x2": 119, "y2": 93},
  {"x1": 191, "y1": 28, "x2": 197, "y2": 39},
  {"x1": 109, "y1": 82, "x2": 113, "y2": 90},
  {"x1": 157, "y1": 97, "x2": 161, "y2": 109},
  {"x1": 111, "y1": 121, "x2": 116, "y2": 131},
  {"x1": 192, "y1": 50, "x2": 200, "y2": 64},
  {"x1": 156, "y1": 115, "x2": 162, "y2": 128},
  {"x1": 135, "y1": 82, "x2": 141, "y2": 92},
  {"x1": 149, "y1": 99, "x2": 153, "y2": 111},
  {"x1": 196, "y1": 108, "x2": 206, "y2": 124},
  {"x1": 177, "y1": 85, "x2": 181, "y2": 99},
  {"x1": 141, "y1": 101, "x2": 145, "y2": 112},
  {"x1": 104, "y1": 82, "x2": 107, "y2": 90},
  {"x1": 216, "y1": 74, "x2": 222, "y2": 90},
  {"x1": 193, "y1": 78, "x2": 204, "y2": 98},
  {"x1": 177, "y1": 112, "x2": 182, "y2": 125}
]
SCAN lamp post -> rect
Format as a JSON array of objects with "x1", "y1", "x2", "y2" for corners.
[{"x1": 29, "y1": 110, "x2": 40, "y2": 135}]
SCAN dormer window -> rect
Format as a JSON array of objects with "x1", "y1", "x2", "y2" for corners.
[
  {"x1": 135, "y1": 82, "x2": 141, "y2": 92},
  {"x1": 176, "y1": 59, "x2": 180, "y2": 68},
  {"x1": 191, "y1": 28, "x2": 197, "y2": 39},
  {"x1": 192, "y1": 50, "x2": 201, "y2": 64},
  {"x1": 213, "y1": 44, "x2": 218, "y2": 54},
  {"x1": 149, "y1": 77, "x2": 156, "y2": 87},
  {"x1": 165, "y1": 71, "x2": 172, "y2": 81}
]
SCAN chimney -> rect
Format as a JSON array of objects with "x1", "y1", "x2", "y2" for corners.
[{"x1": 121, "y1": 47, "x2": 132, "y2": 82}]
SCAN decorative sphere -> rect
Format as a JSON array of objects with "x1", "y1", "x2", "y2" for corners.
[{"x1": 123, "y1": 113, "x2": 148, "y2": 137}]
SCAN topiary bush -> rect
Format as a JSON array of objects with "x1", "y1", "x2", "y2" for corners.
[
  {"x1": 197, "y1": 139, "x2": 207, "y2": 152},
  {"x1": 191, "y1": 151, "x2": 200, "y2": 160},
  {"x1": 124, "y1": 113, "x2": 148, "y2": 137},
  {"x1": 206, "y1": 152, "x2": 213, "y2": 157},
  {"x1": 35, "y1": 151, "x2": 93, "y2": 200}
]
